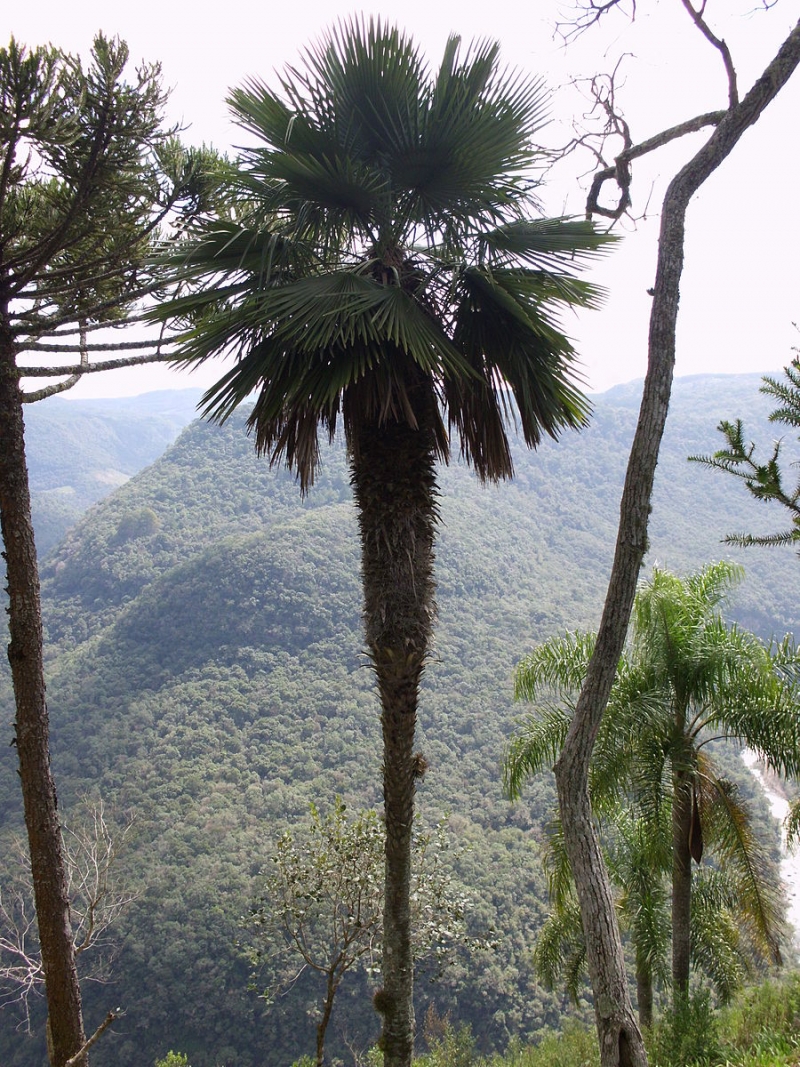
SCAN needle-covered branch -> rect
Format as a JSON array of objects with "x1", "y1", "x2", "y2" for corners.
[
  {"x1": 0, "y1": 33, "x2": 218, "y2": 1067},
  {"x1": 690, "y1": 347, "x2": 800, "y2": 550}
]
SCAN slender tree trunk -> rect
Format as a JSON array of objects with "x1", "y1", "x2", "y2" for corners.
[
  {"x1": 671, "y1": 770, "x2": 693, "y2": 1001},
  {"x1": 316, "y1": 971, "x2": 338, "y2": 1067},
  {"x1": 635, "y1": 957, "x2": 653, "y2": 1032},
  {"x1": 554, "y1": 21, "x2": 800, "y2": 1067},
  {"x1": 555, "y1": 754, "x2": 645, "y2": 1067},
  {"x1": 0, "y1": 322, "x2": 87, "y2": 1067},
  {"x1": 349, "y1": 383, "x2": 438, "y2": 1067}
]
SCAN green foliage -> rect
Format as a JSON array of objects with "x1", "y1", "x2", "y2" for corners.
[
  {"x1": 155, "y1": 1054, "x2": 191, "y2": 1067},
  {"x1": 489, "y1": 1023, "x2": 600, "y2": 1067},
  {"x1": 417, "y1": 1018, "x2": 480, "y2": 1067},
  {"x1": 0, "y1": 33, "x2": 210, "y2": 338},
  {"x1": 718, "y1": 974, "x2": 800, "y2": 1059},
  {"x1": 3, "y1": 377, "x2": 800, "y2": 1066},
  {"x1": 155, "y1": 20, "x2": 615, "y2": 493},
  {"x1": 505, "y1": 562, "x2": 798, "y2": 1015},
  {"x1": 647, "y1": 991, "x2": 721, "y2": 1067},
  {"x1": 690, "y1": 349, "x2": 800, "y2": 551},
  {"x1": 246, "y1": 799, "x2": 489, "y2": 1061}
]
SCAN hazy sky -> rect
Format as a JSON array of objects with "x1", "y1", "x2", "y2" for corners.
[{"x1": 4, "y1": 0, "x2": 798, "y2": 398}]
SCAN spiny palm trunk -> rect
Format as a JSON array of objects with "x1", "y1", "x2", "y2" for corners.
[
  {"x1": 671, "y1": 769, "x2": 693, "y2": 1003},
  {"x1": 349, "y1": 387, "x2": 438, "y2": 1067},
  {"x1": 0, "y1": 323, "x2": 87, "y2": 1067}
]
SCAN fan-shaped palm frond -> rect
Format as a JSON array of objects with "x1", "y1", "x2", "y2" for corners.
[
  {"x1": 152, "y1": 19, "x2": 616, "y2": 490},
  {"x1": 152, "y1": 22, "x2": 616, "y2": 1064}
]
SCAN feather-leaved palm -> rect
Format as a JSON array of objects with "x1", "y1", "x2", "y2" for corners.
[{"x1": 505, "y1": 561, "x2": 800, "y2": 1025}]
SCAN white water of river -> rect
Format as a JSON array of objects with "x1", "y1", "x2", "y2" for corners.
[{"x1": 741, "y1": 749, "x2": 800, "y2": 950}]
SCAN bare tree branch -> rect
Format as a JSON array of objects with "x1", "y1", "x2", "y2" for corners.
[
  {"x1": 20, "y1": 350, "x2": 178, "y2": 402},
  {"x1": 586, "y1": 112, "x2": 726, "y2": 219},
  {"x1": 64, "y1": 1009, "x2": 122, "y2": 1067},
  {"x1": 680, "y1": 0, "x2": 739, "y2": 105},
  {"x1": 0, "y1": 801, "x2": 137, "y2": 1027},
  {"x1": 556, "y1": 0, "x2": 637, "y2": 43}
]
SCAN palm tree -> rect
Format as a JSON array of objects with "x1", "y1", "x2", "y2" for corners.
[
  {"x1": 526, "y1": 769, "x2": 779, "y2": 1028},
  {"x1": 505, "y1": 561, "x2": 800, "y2": 1020},
  {"x1": 154, "y1": 21, "x2": 613, "y2": 1065}
]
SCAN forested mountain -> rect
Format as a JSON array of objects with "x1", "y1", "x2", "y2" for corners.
[
  {"x1": 24, "y1": 389, "x2": 202, "y2": 556},
  {"x1": 1, "y1": 374, "x2": 798, "y2": 1067}
]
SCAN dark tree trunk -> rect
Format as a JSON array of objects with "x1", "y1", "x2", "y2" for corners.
[
  {"x1": 635, "y1": 957, "x2": 653, "y2": 1032},
  {"x1": 349, "y1": 383, "x2": 438, "y2": 1067},
  {"x1": 554, "y1": 21, "x2": 800, "y2": 1067},
  {"x1": 671, "y1": 769, "x2": 693, "y2": 1001},
  {"x1": 0, "y1": 323, "x2": 87, "y2": 1067},
  {"x1": 316, "y1": 970, "x2": 338, "y2": 1067}
]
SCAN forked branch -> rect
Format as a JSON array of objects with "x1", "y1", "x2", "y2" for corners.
[{"x1": 0, "y1": 802, "x2": 136, "y2": 1029}]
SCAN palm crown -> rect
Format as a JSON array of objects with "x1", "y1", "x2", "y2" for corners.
[
  {"x1": 505, "y1": 562, "x2": 800, "y2": 1019},
  {"x1": 162, "y1": 19, "x2": 613, "y2": 487},
  {"x1": 156, "y1": 23, "x2": 614, "y2": 1063}
]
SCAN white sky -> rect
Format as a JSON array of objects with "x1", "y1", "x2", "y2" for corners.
[{"x1": 4, "y1": 0, "x2": 799, "y2": 399}]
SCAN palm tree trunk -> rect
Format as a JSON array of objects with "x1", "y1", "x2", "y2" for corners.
[
  {"x1": 635, "y1": 957, "x2": 654, "y2": 1032},
  {"x1": 671, "y1": 769, "x2": 693, "y2": 1002},
  {"x1": 349, "y1": 385, "x2": 438, "y2": 1067},
  {"x1": 0, "y1": 322, "x2": 87, "y2": 1067}
]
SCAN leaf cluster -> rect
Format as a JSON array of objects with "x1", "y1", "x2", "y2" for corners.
[
  {"x1": 154, "y1": 19, "x2": 616, "y2": 490},
  {"x1": 0, "y1": 34, "x2": 220, "y2": 380},
  {"x1": 690, "y1": 353, "x2": 800, "y2": 551}
]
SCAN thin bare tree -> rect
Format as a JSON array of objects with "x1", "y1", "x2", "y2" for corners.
[{"x1": 547, "y1": 5, "x2": 800, "y2": 1065}]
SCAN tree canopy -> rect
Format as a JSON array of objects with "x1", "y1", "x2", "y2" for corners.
[
  {"x1": 152, "y1": 21, "x2": 613, "y2": 1066},
  {"x1": 506, "y1": 562, "x2": 800, "y2": 1024}
]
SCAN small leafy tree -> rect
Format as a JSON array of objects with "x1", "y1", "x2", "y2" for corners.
[{"x1": 246, "y1": 799, "x2": 483, "y2": 1067}]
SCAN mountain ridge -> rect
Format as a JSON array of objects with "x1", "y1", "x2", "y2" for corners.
[{"x1": 1, "y1": 372, "x2": 797, "y2": 1066}]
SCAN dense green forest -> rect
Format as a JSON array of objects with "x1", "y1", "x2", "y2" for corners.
[
  {"x1": 1, "y1": 373, "x2": 799, "y2": 1067},
  {"x1": 23, "y1": 390, "x2": 202, "y2": 558}
]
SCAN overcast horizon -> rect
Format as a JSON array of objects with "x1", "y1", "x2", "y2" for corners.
[{"x1": 5, "y1": 0, "x2": 798, "y2": 399}]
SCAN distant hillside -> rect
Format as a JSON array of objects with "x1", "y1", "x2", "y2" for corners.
[
  {"x1": 1, "y1": 374, "x2": 798, "y2": 1067},
  {"x1": 24, "y1": 388, "x2": 203, "y2": 556}
]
